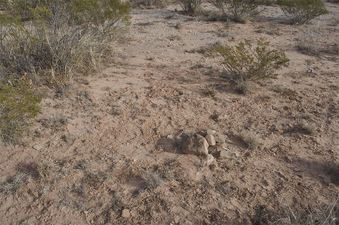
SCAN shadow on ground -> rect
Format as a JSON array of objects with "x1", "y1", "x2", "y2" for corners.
[{"x1": 292, "y1": 158, "x2": 339, "y2": 186}]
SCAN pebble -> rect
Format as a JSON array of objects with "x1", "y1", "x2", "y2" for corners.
[
  {"x1": 122, "y1": 209, "x2": 131, "y2": 218},
  {"x1": 206, "y1": 129, "x2": 216, "y2": 135},
  {"x1": 205, "y1": 134, "x2": 216, "y2": 146},
  {"x1": 219, "y1": 149, "x2": 238, "y2": 159},
  {"x1": 206, "y1": 154, "x2": 216, "y2": 167},
  {"x1": 181, "y1": 133, "x2": 209, "y2": 157}
]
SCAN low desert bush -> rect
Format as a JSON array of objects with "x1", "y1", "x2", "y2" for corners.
[
  {"x1": 0, "y1": 162, "x2": 49, "y2": 193},
  {"x1": 296, "y1": 28, "x2": 339, "y2": 56},
  {"x1": 252, "y1": 200, "x2": 338, "y2": 225},
  {"x1": 214, "y1": 0, "x2": 260, "y2": 22},
  {"x1": 0, "y1": 0, "x2": 129, "y2": 142},
  {"x1": 130, "y1": 0, "x2": 167, "y2": 8},
  {"x1": 0, "y1": 0, "x2": 129, "y2": 86},
  {"x1": 277, "y1": 0, "x2": 328, "y2": 24},
  {"x1": 0, "y1": 79, "x2": 41, "y2": 144},
  {"x1": 214, "y1": 39, "x2": 289, "y2": 83},
  {"x1": 179, "y1": 0, "x2": 202, "y2": 15}
]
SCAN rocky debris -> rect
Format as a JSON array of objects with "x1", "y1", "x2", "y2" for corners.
[
  {"x1": 121, "y1": 209, "x2": 131, "y2": 218},
  {"x1": 33, "y1": 144, "x2": 44, "y2": 151},
  {"x1": 167, "y1": 130, "x2": 238, "y2": 167},
  {"x1": 180, "y1": 133, "x2": 209, "y2": 157},
  {"x1": 205, "y1": 154, "x2": 216, "y2": 167},
  {"x1": 219, "y1": 149, "x2": 239, "y2": 160},
  {"x1": 205, "y1": 129, "x2": 226, "y2": 147},
  {"x1": 214, "y1": 132, "x2": 226, "y2": 147},
  {"x1": 205, "y1": 134, "x2": 216, "y2": 146},
  {"x1": 61, "y1": 133, "x2": 76, "y2": 144},
  {"x1": 206, "y1": 129, "x2": 216, "y2": 135}
]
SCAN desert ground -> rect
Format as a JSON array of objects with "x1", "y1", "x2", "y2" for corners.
[{"x1": 0, "y1": 2, "x2": 339, "y2": 225}]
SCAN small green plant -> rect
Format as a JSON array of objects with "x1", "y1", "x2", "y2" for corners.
[
  {"x1": 214, "y1": 0, "x2": 260, "y2": 22},
  {"x1": 277, "y1": 0, "x2": 328, "y2": 24},
  {"x1": 0, "y1": 79, "x2": 41, "y2": 143},
  {"x1": 214, "y1": 39, "x2": 289, "y2": 83},
  {"x1": 179, "y1": 0, "x2": 202, "y2": 15}
]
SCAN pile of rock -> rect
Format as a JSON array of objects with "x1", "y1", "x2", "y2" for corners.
[{"x1": 175, "y1": 129, "x2": 238, "y2": 167}]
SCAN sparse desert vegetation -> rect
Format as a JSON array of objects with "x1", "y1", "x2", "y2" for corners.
[
  {"x1": 214, "y1": 39, "x2": 289, "y2": 91},
  {"x1": 0, "y1": 0, "x2": 338, "y2": 224},
  {"x1": 0, "y1": 79, "x2": 41, "y2": 144},
  {"x1": 0, "y1": 0, "x2": 129, "y2": 85},
  {"x1": 214, "y1": 0, "x2": 260, "y2": 22},
  {"x1": 277, "y1": 0, "x2": 328, "y2": 24}
]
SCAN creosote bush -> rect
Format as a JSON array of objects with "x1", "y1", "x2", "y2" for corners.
[
  {"x1": 0, "y1": 0, "x2": 130, "y2": 86},
  {"x1": 277, "y1": 0, "x2": 328, "y2": 24},
  {"x1": 0, "y1": 79, "x2": 41, "y2": 144},
  {"x1": 214, "y1": 39, "x2": 289, "y2": 83},
  {"x1": 214, "y1": 0, "x2": 260, "y2": 22}
]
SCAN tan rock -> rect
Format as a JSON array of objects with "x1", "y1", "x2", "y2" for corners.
[
  {"x1": 122, "y1": 209, "x2": 131, "y2": 218},
  {"x1": 181, "y1": 133, "x2": 209, "y2": 156},
  {"x1": 205, "y1": 134, "x2": 216, "y2": 146}
]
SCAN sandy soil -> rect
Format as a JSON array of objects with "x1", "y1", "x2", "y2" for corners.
[{"x1": 0, "y1": 3, "x2": 339, "y2": 225}]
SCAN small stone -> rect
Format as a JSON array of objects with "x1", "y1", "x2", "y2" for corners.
[
  {"x1": 174, "y1": 216, "x2": 180, "y2": 223},
  {"x1": 181, "y1": 133, "x2": 209, "y2": 157},
  {"x1": 205, "y1": 134, "x2": 216, "y2": 146},
  {"x1": 206, "y1": 129, "x2": 216, "y2": 135},
  {"x1": 33, "y1": 144, "x2": 44, "y2": 151},
  {"x1": 214, "y1": 133, "x2": 226, "y2": 146},
  {"x1": 206, "y1": 154, "x2": 216, "y2": 167},
  {"x1": 122, "y1": 209, "x2": 131, "y2": 218},
  {"x1": 167, "y1": 134, "x2": 175, "y2": 140},
  {"x1": 219, "y1": 149, "x2": 238, "y2": 159},
  {"x1": 61, "y1": 134, "x2": 76, "y2": 144}
]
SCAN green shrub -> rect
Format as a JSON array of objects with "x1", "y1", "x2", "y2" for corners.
[
  {"x1": 0, "y1": 79, "x2": 41, "y2": 144},
  {"x1": 214, "y1": 0, "x2": 260, "y2": 22},
  {"x1": 277, "y1": 0, "x2": 328, "y2": 24},
  {"x1": 214, "y1": 39, "x2": 289, "y2": 82},
  {"x1": 0, "y1": 0, "x2": 130, "y2": 86},
  {"x1": 179, "y1": 0, "x2": 202, "y2": 15}
]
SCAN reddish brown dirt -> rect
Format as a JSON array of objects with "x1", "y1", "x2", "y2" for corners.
[{"x1": 0, "y1": 3, "x2": 338, "y2": 225}]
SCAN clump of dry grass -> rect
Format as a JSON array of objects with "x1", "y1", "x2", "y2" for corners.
[
  {"x1": 0, "y1": 162, "x2": 49, "y2": 194},
  {"x1": 277, "y1": 0, "x2": 328, "y2": 24},
  {"x1": 252, "y1": 200, "x2": 339, "y2": 225},
  {"x1": 214, "y1": 0, "x2": 261, "y2": 22},
  {"x1": 285, "y1": 120, "x2": 316, "y2": 136},
  {"x1": 0, "y1": 0, "x2": 130, "y2": 87},
  {"x1": 274, "y1": 199, "x2": 338, "y2": 225},
  {"x1": 202, "y1": 87, "x2": 217, "y2": 99},
  {"x1": 142, "y1": 172, "x2": 164, "y2": 190},
  {"x1": 179, "y1": 0, "x2": 202, "y2": 15},
  {"x1": 238, "y1": 131, "x2": 259, "y2": 149},
  {"x1": 0, "y1": 0, "x2": 129, "y2": 143},
  {"x1": 0, "y1": 79, "x2": 41, "y2": 144},
  {"x1": 130, "y1": 0, "x2": 167, "y2": 8},
  {"x1": 296, "y1": 28, "x2": 339, "y2": 57}
]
